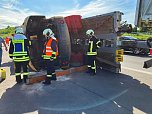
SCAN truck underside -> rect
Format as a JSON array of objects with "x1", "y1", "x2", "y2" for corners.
[{"x1": 22, "y1": 11, "x2": 128, "y2": 73}]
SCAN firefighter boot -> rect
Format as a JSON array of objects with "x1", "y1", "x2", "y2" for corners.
[
  {"x1": 90, "y1": 69, "x2": 96, "y2": 76},
  {"x1": 51, "y1": 74, "x2": 57, "y2": 81},
  {"x1": 43, "y1": 77, "x2": 51, "y2": 85},
  {"x1": 23, "y1": 75, "x2": 28, "y2": 83},
  {"x1": 86, "y1": 67, "x2": 91, "y2": 74},
  {"x1": 16, "y1": 76, "x2": 22, "y2": 84}
]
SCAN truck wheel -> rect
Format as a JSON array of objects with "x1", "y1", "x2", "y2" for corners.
[
  {"x1": 133, "y1": 48, "x2": 140, "y2": 55},
  {"x1": 143, "y1": 49, "x2": 149, "y2": 55}
]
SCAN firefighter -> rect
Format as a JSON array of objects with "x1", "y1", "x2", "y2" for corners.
[
  {"x1": 42, "y1": 28, "x2": 58, "y2": 85},
  {"x1": 86, "y1": 29, "x2": 101, "y2": 75},
  {"x1": 9, "y1": 27, "x2": 29, "y2": 84}
]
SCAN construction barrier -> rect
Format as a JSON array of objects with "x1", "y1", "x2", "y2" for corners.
[{"x1": 116, "y1": 49, "x2": 124, "y2": 62}]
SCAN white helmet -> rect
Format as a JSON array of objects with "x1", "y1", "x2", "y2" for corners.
[
  {"x1": 43, "y1": 28, "x2": 54, "y2": 37},
  {"x1": 15, "y1": 27, "x2": 23, "y2": 34},
  {"x1": 86, "y1": 29, "x2": 94, "y2": 36}
]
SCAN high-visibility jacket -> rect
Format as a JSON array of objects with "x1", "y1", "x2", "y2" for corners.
[
  {"x1": 43, "y1": 37, "x2": 58, "y2": 60},
  {"x1": 9, "y1": 34, "x2": 29, "y2": 62},
  {"x1": 87, "y1": 36, "x2": 101, "y2": 56}
]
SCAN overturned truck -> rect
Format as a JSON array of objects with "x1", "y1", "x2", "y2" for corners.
[{"x1": 22, "y1": 11, "x2": 127, "y2": 73}]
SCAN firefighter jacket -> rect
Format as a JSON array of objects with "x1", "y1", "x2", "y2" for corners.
[
  {"x1": 9, "y1": 34, "x2": 29, "y2": 62},
  {"x1": 87, "y1": 36, "x2": 101, "y2": 56},
  {"x1": 43, "y1": 36, "x2": 58, "y2": 60}
]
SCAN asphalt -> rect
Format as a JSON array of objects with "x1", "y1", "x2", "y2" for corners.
[{"x1": 0, "y1": 48, "x2": 152, "y2": 114}]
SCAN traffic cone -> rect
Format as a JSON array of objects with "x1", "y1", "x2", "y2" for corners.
[{"x1": 143, "y1": 59, "x2": 152, "y2": 68}]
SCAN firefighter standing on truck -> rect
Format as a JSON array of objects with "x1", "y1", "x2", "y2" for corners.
[
  {"x1": 9, "y1": 27, "x2": 29, "y2": 84},
  {"x1": 86, "y1": 29, "x2": 101, "y2": 75},
  {"x1": 42, "y1": 28, "x2": 58, "y2": 85}
]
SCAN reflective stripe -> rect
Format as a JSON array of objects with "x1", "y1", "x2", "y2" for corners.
[
  {"x1": 51, "y1": 57, "x2": 56, "y2": 59},
  {"x1": 12, "y1": 39, "x2": 24, "y2": 43},
  {"x1": 52, "y1": 73, "x2": 56, "y2": 75},
  {"x1": 15, "y1": 73, "x2": 21, "y2": 76},
  {"x1": 52, "y1": 52, "x2": 56, "y2": 55},
  {"x1": 13, "y1": 53, "x2": 28, "y2": 56},
  {"x1": 88, "y1": 65, "x2": 91, "y2": 67},
  {"x1": 90, "y1": 41, "x2": 93, "y2": 53},
  {"x1": 43, "y1": 55, "x2": 51, "y2": 59},
  {"x1": 9, "y1": 54, "x2": 13, "y2": 56},
  {"x1": 91, "y1": 60, "x2": 96, "y2": 73},
  {"x1": 13, "y1": 52, "x2": 28, "y2": 56},
  {"x1": 96, "y1": 41, "x2": 100, "y2": 44},
  {"x1": 14, "y1": 59, "x2": 29, "y2": 62},
  {"x1": 87, "y1": 52, "x2": 97, "y2": 55},
  {"x1": 46, "y1": 46, "x2": 51, "y2": 49},
  {"x1": 91, "y1": 67, "x2": 96, "y2": 69},
  {"x1": 47, "y1": 75, "x2": 52, "y2": 77},
  {"x1": 43, "y1": 55, "x2": 56, "y2": 60},
  {"x1": 13, "y1": 52, "x2": 27, "y2": 54},
  {"x1": 94, "y1": 60, "x2": 96, "y2": 73},
  {"x1": 29, "y1": 41, "x2": 32, "y2": 45},
  {"x1": 97, "y1": 45, "x2": 100, "y2": 48},
  {"x1": 46, "y1": 50, "x2": 53, "y2": 52},
  {"x1": 13, "y1": 56, "x2": 29, "y2": 62},
  {"x1": 96, "y1": 41, "x2": 101, "y2": 49},
  {"x1": 23, "y1": 72, "x2": 29, "y2": 75},
  {"x1": 13, "y1": 56, "x2": 29, "y2": 60}
]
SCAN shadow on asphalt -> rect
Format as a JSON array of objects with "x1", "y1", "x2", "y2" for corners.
[
  {"x1": 1, "y1": 61, "x2": 15, "y2": 75},
  {"x1": 0, "y1": 69, "x2": 152, "y2": 114}
]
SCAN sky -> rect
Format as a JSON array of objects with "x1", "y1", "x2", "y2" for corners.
[{"x1": 0, "y1": 0, "x2": 137, "y2": 29}]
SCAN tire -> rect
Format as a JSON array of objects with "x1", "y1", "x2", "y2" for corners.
[
  {"x1": 142, "y1": 49, "x2": 149, "y2": 55},
  {"x1": 53, "y1": 17, "x2": 71, "y2": 68},
  {"x1": 23, "y1": 16, "x2": 71, "y2": 71},
  {"x1": 133, "y1": 48, "x2": 140, "y2": 55}
]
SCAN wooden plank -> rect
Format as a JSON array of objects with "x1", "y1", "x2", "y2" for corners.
[{"x1": 27, "y1": 66, "x2": 88, "y2": 84}]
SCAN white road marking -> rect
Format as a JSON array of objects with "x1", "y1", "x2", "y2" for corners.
[
  {"x1": 40, "y1": 89, "x2": 128, "y2": 111},
  {"x1": 122, "y1": 66, "x2": 152, "y2": 76}
]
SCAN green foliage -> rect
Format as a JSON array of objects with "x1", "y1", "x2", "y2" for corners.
[
  {"x1": 0, "y1": 27, "x2": 15, "y2": 38},
  {"x1": 122, "y1": 32, "x2": 152, "y2": 40}
]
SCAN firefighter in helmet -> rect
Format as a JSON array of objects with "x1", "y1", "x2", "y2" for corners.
[
  {"x1": 9, "y1": 27, "x2": 29, "y2": 84},
  {"x1": 86, "y1": 29, "x2": 101, "y2": 75},
  {"x1": 42, "y1": 28, "x2": 58, "y2": 85}
]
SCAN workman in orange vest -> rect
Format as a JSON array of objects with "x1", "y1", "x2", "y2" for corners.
[{"x1": 42, "y1": 28, "x2": 58, "y2": 85}]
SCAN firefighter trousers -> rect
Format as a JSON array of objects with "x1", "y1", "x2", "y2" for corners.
[
  {"x1": 87, "y1": 55, "x2": 96, "y2": 74},
  {"x1": 46, "y1": 59, "x2": 56, "y2": 80},
  {"x1": 15, "y1": 61, "x2": 29, "y2": 83}
]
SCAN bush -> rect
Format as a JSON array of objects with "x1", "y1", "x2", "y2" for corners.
[
  {"x1": 122, "y1": 32, "x2": 152, "y2": 40},
  {"x1": 0, "y1": 27, "x2": 15, "y2": 38}
]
